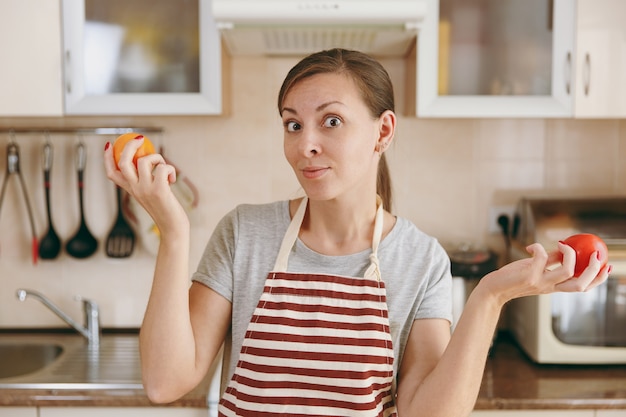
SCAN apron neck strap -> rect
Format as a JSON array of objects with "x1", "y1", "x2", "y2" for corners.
[
  {"x1": 273, "y1": 197, "x2": 309, "y2": 272},
  {"x1": 273, "y1": 196, "x2": 385, "y2": 279}
]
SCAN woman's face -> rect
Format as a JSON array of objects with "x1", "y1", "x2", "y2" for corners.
[{"x1": 281, "y1": 72, "x2": 387, "y2": 202}]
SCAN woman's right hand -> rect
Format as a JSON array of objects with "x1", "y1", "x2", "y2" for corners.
[{"x1": 104, "y1": 137, "x2": 188, "y2": 237}]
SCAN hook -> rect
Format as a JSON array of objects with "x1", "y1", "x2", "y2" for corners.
[{"x1": 8, "y1": 129, "x2": 17, "y2": 145}]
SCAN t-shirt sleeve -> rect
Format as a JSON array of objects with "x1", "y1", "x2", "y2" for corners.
[
  {"x1": 191, "y1": 208, "x2": 238, "y2": 303},
  {"x1": 413, "y1": 241, "x2": 453, "y2": 323}
]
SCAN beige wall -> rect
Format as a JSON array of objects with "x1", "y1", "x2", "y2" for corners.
[{"x1": 0, "y1": 56, "x2": 624, "y2": 328}]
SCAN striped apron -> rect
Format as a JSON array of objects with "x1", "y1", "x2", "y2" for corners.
[{"x1": 219, "y1": 197, "x2": 397, "y2": 416}]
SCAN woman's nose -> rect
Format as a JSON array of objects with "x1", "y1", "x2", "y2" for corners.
[{"x1": 299, "y1": 129, "x2": 321, "y2": 156}]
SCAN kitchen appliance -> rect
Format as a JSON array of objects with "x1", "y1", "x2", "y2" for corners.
[
  {"x1": 212, "y1": 0, "x2": 427, "y2": 56},
  {"x1": 449, "y1": 244, "x2": 498, "y2": 332},
  {"x1": 508, "y1": 196, "x2": 626, "y2": 364}
]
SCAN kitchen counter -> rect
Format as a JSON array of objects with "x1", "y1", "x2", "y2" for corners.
[
  {"x1": 0, "y1": 380, "x2": 210, "y2": 408},
  {"x1": 475, "y1": 332, "x2": 626, "y2": 410},
  {"x1": 0, "y1": 330, "x2": 215, "y2": 408},
  {"x1": 0, "y1": 331, "x2": 624, "y2": 410}
]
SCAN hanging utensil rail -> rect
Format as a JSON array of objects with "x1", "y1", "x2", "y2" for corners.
[{"x1": 0, "y1": 127, "x2": 163, "y2": 136}]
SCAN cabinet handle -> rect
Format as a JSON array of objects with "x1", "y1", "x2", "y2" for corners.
[
  {"x1": 65, "y1": 50, "x2": 72, "y2": 94},
  {"x1": 583, "y1": 53, "x2": 591, "y2": 96},
  {"x1": 564, "y1": 51, "x2": 571, "y2": 95}
]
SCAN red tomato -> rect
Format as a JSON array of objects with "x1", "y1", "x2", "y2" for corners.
[
  {"x1": 112, "y1": 132, "x2": 156, "y2": 169},
  {"x1": 561, "y1": 233, "x2": 608, "y2": 277}
]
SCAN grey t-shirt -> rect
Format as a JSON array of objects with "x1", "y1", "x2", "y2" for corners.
[{"x1": 192, "y1": 200, "x2": 452, "y2": 391}]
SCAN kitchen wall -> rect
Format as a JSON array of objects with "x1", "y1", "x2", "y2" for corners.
[{"x1": 1, "y1": 56, "x2": 625, "y2": 328}]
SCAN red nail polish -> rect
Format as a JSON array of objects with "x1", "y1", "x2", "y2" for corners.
[
  {"x1": 558, "y1": 240, "x2": 565, "y2": 244},
  {"x1": 104, "y1": 142, "x2": 110, "y2": 151},
  {"x1": 596, "y1": 251, "x2": 602, "y2": 261},
  {"x1": 608, "y1": 265, "x2": 613, "y2": 274},
  {"x1": 134, "y1": 135, "x2": 144, "y2": 140}
]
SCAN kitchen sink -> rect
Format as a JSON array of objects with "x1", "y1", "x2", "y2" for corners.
[
  {"x1": 0, "y1": 343, "x2": 63, "y2": 379},
  {"x1": 0, "y1": 332, "x2": 143, "y2": 390}
]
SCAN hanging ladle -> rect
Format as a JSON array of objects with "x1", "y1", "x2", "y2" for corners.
[
  {"x1": 65, "y1": 142, "x2": 98, "y2": 259},
  {"x1": 38, "y1": 141, "x2": 61, "y2": 259}
]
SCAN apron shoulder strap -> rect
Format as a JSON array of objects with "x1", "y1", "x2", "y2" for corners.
[
  {"x1": 273, "y1": 197, "x2": 308, "y2": 272},
  {"x1": 364, "y1": 196, "x2": 384, "y2": 281}
]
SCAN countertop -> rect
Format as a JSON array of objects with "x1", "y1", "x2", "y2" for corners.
[
  {"x1": 474, "y1": 332, "x2": 626, "y2": 410},
  {"x1": 0, "y1": 331, "x2": 624, "y2": 409}
]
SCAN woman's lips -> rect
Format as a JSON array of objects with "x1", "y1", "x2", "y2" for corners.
[{"x1": 301, "y1": 167, "x2": 329, "y2": 179}]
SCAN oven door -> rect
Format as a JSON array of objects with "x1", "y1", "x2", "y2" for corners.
[{"x1": 551, "y1": 273, "x2": 626, "y2": 347}]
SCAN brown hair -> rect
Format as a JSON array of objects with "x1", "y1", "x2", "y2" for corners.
[{"x1": 278, "y1": 48, "x2": 394, "y2": 212}]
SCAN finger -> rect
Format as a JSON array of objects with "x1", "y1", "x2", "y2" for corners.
[
  {"x1": 574, "y1": 250, "x2": 605, "y2": 285},
  {"x1": 557, "y1": 252, "x2": 607, "y2": 292},
  {"x1": 557, "y1": 269, "x2": 607, "y2": 292},
  {"x1": 525, "y1": 243, "x2": 551, "y2": 276},
  {"x1": 584, "y1": 264, "x2": 611, "y2": 291},
  {"x1": 556, "y1": 241, "x2": 576, "y2": 275},
  {"x1": 103, "y1": 142, "x2": 116, "y2": 176},
  {"x1": 580, "y1": 265, "x2": 611, "y2": 293},
  {"x1": 103, "y1": 142, "x2": 128, "y2": 186},
  {"x1": 117, "y1": 135, "x2": 147, "y2": 179},
  {"x1": 536, "y1": 242, "x2": 575, "y2": 286},
  {"x1": 152, "y1": 162, "x2": 177, "y2": 186},
  {"x1": 136, "y1": 153, "x2": 169, "y2": 181}
]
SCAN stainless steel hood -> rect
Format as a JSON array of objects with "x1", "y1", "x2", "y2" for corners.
[{"x1": 212, "y1": 0, "x2": 427, "y2": 57}]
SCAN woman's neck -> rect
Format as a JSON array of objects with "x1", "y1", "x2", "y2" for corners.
[{"x1": 291, "y1": 197, "x2": 388, "y2": 256}]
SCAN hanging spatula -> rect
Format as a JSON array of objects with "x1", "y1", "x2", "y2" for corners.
[{"x1": 105, "y1": 186, "x2": 135, "y2": 258}]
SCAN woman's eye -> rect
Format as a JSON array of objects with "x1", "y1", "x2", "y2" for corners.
[
  {"x1": 323, "y1": 116, "x2": 342, "y2": 128},
  {"x1": 285, "y1": 121, "x2": 301, "y2": 132}
]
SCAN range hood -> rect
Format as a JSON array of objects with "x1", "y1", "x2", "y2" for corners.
[{"x1": 212, "y1": 0, "x2": 427, "y2": 57}]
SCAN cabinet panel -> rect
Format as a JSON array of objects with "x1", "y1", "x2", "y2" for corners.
[
  {"x1": 0, "y1": 0, "x2": 64, "y2": 116},
  {"x1": 574, "y1": 0, "x2": 626, "y2": 118},
  {"x1": 62, "y1": 0, "x2": 224, "y2": 115},
  {"x1": 40, "y1": 406, "x2": 207, "y2": 417},
  {"x1": 0, "y1": 407, "x2": 37, "y2": 417},
  {"x1": 414, "y1": 0, "x2": 575, "y2": 118}
]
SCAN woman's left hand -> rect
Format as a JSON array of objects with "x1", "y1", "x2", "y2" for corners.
[{"x1": 481, "y1": 242, "x2": 611, "y2": 306}]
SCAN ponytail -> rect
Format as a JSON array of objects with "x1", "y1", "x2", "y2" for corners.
[{"x1": 377, "y1": 154, "x2": 392, "y2": 212}]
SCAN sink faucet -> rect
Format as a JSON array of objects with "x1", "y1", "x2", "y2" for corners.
[{"x1": 16, "y1": 289, "x2": 101, "y2": 347}]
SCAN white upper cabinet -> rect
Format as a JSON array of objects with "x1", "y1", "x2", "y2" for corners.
[
  {"x1": 413, "y1": 0, "x2": 626, "y2": 118},
  {"x1": 413, "y1": 0, "x2": 575, "y2": 118},
  {"x1": 62, "y1": 0, "x2": 224, "y2": 115},
  {"x1": 0, "y1": 0, "x2": 64, "y2": 116},
  {"x1": 573, "y1": 0, "x2": 626, "y2": 118}
]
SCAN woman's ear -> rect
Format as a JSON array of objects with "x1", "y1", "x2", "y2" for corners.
[{"x1": 376, "y1": 110, "x2": 396, "y2": 152}]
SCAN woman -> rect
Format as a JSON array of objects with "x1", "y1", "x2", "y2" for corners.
[{"x1": 104, "y1": 49, "x2": 610, "y2": 417}]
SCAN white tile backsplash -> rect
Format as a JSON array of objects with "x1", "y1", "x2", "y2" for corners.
[{"x1": 0, "y1": 56, "x2": 624, "y2": 328}]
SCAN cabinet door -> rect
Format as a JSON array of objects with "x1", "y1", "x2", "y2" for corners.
[
  {"x1": 40, "y1": 407, "x2": 207, "y2": 417},
  {"x1": 62, "y1": 0, "x2": 224, "y2": 115},
  {"x1": 0, "y1": 407, "x2": 37, "y2": 417},
  {"x1": 413, "y1": 0, "x2": 575, "y2": 118},
  {"x1": 574, "y1": 0, "x2": 626, "y2": 118},
  {"x1": 0, "y1": 0, "x2": 64, "y2": 116}
]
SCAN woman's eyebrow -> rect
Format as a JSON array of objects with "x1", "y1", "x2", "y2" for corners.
[{"x1": 281, "y1": 101, "x2": 344, "y2": 116}]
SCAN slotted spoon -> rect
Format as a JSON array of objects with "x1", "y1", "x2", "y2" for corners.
[{"x1": 105, "y1": 186, "x2": 135, "y2": 258}]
